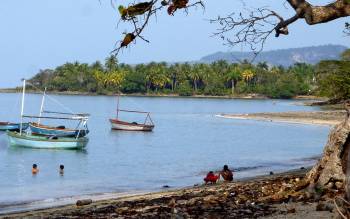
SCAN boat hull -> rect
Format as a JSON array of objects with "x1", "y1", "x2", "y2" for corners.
[
  {"x1": 0, "y1": 123, "x2": 29, "y2": 131},
  {"x1": 29, "y1": 122, "x2": 89, "y2": 137},
  {"x1": 109, "y1": 119, "x2": 154, "y2": 131},
  {"x1": 7, "y1": 131, "x2": 88, "y2": 149}
]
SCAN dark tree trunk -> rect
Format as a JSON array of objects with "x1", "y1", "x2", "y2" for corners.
[{"x1": 305, "y1": 100, "x2": 350, "y2": 218}]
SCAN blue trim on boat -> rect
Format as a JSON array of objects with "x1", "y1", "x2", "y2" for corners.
[
  {"x1": 0, "y1": 123, "x2": 29, "y2": 131},
  {"x1": 29, "y1": 123, "x2": 89, "y2": 137}
]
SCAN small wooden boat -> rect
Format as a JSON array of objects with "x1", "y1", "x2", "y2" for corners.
[
  {"x1": 7, "y1": 131, "x2": 88, "y2": 149},
  {"x1": 27, "y1": 88, "x2": 89, "y2": 138},
  {"x1": 110, "y1": 117, "x2": 154, "y2": 131},
  {"x1": 0, "y1": 122, "x2": 29, "y2": 131},
  {"x1": 109, "y1": 96, "x2": 154, "y2": 131},
  {"x1": 29, "y1": 122, "x2": 89, "y2": 137}
]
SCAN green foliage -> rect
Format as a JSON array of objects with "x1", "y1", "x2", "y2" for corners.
[
  {"x1": 28, "y1": 57, "x2": 322, "y2": 99},
  {"x1": 341, "y1": 49, "x2": 350, "y2": 61},
  {"x1": 177, "y1": 81, "x2": 192, "y2": 96},
  {"x1": 316, "y1": 60, "x2": 350, "y2": 100},
  {"x1": 122, "y1": 68, "x2": 146, "y2": 93}
]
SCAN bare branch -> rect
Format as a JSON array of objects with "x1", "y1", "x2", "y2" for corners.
[
  {"x1": 210, "y1": 8, "x2": 285, "y2": 58},
  {"x1": 345, "y1": 22, "x2": 350, "y2": 36},
  {"x1": 111, "y1": 0, "x2": 350, "y2": 57}
]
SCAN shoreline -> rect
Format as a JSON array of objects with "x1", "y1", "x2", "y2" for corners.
[
  {"x1": 3, "y1": 167, "x2": 337, "y2": 219},
  {"x1": 0, "y1": 89, "x2": 327, "y2": 101},
  {"x1": 1, "y1": 168, "x2": 311, "y2": 217},
  {"x1": 217, "y1": 110, "x2": 345, "y2": 126},
  {"x1": 0, "y1": 161, "x2": 320, "y2": 216}
]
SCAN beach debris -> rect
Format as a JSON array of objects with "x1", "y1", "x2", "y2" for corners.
[
  {"x1": 287, "y1": 207, "x2": 296, "y2": 214},
  {"x1": 17, "y1": 169, "x2": 340, "y2": 218},
  {"x1": 335, "y1": 182, "x2": 343, "y2": 189},
  {"x1": 76, "y1": 199, "x2": 92, "y2": 206},
  {"x1": 316, "y1": 201, "x2": 334, "y2": 212}
]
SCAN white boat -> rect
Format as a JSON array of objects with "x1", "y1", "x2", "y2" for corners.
[
  {"x1": 109, "y1": 95, "x2": 154, "y2": 131},
  {"x1": 7, "y1": 79, "x2": 89, "y2": 150},
  {"x1": 110, "y1": 118, "x2": 154, "y2": 131}
]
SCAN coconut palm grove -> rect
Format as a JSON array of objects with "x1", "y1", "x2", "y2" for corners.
[{"x1": 27, "y1": 49, "x2": 350, "y2": 101}]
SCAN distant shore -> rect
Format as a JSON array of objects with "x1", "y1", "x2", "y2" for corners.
[
  {"x1": 3, "y1": 168, "x2": 337, "y2": 218},
  {"x1": 217, "y1": 110, "x2": 345, "y2": 126},
  {"x1": 0, "y1": 89, "x2": 328, "y2": 101}
]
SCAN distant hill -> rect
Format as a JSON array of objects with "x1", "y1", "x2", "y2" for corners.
[{"x1": 199, "y1": 45, "x2": 348, "y2": 66}]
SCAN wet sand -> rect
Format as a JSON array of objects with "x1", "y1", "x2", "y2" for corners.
[{"x1": 217, "y1": 110, "x2": 345, "y2": 126}]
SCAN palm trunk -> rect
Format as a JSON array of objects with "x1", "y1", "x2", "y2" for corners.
[
  {"x1": 231, "y1": 79, "x2": 235, "y2": 95},
  {"x1": 172, "y1": 79, "x2": 175, "y2": 92}
]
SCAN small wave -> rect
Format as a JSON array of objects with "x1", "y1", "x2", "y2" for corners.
[
  {"x1": 196, "y1": 155, "x2": 320, "y2": 177},
  {"x1": 234, "y1": 165, "x2": 267, "y2": 172},
  {"x1": 0, "y1": 190, "x2": 146, "y2": 215}
]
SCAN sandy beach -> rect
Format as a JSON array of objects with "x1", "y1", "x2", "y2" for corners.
[
  {"x1": 1, "y1": 168, "x2": 338, "y2": 219},
  {"x1": 217, "y1": 110, "x2": 345, "y2": 126}
]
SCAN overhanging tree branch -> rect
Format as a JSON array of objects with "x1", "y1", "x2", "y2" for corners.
[
  {"x1": 112, "y1": 0, "x2": 204, "y2": 55},
  {"x1": 113, "y1": 0, "x2": 350, "y2": 56}
]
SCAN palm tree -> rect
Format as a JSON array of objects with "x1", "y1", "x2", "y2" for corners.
[
  {"x1": 211, "y1": 60, "x2": 230, "y2": 77},
  {"x1": 91, "y1": 61, "x2": 104, "y2": 72},
  {"x1": 226, "y1": 65, "x2": 241, "y2": 94},
  {"x1": 242, "y1": 69, "x2": 255, "y2": 86},
  {"x1": 188, "y1": 64, "x2": 201, "y2": 92},
  {"x1": 148, "y1": 63, "x2": 169, "y2": 92},
  {"x1": 257, "y1": 62, "x2": 269, "y2": 71},
  {"x1": 106, "y1": 71, "x2": 125, "y2": 92},
  {"x1": 105, "y1": 55, "x2": 118, "y2": 72}
]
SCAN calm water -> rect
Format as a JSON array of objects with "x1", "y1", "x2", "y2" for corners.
[{"x1": 0, "y1": 93, "x2": 330, "y2": 212}]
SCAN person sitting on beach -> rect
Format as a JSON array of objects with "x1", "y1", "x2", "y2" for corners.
[
  {"x1": 59, "y1": 164, "x2": 64, "y2": 175},
  {"x1": 32, "y1": 164, "x2": 39, "y2": 174},
  {"x1": 219, "y1": 165, "x2": 233, "y2": 182},
  {"x1": 204, "y1": 171, "x2": 219, "y2": 184}
]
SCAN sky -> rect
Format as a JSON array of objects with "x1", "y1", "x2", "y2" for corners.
[{"x1": 0, "y1": 0, "x2": 349, "y2": 88}]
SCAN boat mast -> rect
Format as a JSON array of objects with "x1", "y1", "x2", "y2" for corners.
[
  {"x1": 116, "y1": 94, "x2": 120, "y2": 120},
  {"x1": 19, "y1": 79, "x2": 26, "y2": 135},
  {"x1": 38, "y1": 87, "x2": 47, "y2": 125}
]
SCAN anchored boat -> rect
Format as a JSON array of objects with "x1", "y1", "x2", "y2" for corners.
[
  {"x1": 7, "y1": 131, "x2": 88, "y2": 149},
  {"x1": 7, "y1": 80, "x2": 89, "y2": 149},
  {"x1": 29, "y1": 121, "x2": 89, "y2": 137},
  {"x1": 27, "y1": 88, "x2": 89, "y2": 137},
  {"x1": 109, "y1": 96, "x2": 154, "y2": 131}
]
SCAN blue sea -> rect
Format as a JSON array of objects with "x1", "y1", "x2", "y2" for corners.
[{"x1": 0, "y1": 93, "x2": 330, "y2": 213}]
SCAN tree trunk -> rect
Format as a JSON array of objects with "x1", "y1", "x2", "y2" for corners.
[
  {"x1": 304, "y1": 101, "x2": 350, "y2": 218},
  {"x1": 231, "y1": 79, "x2": 235, "y2": 95},
  {"x1": 306, "y1": 102, "x2": 350, "y2": 190}
]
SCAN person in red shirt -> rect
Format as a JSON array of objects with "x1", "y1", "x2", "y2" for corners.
[{"x1": 204, "y1": 171, "x2": 219, "y2": 184}]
